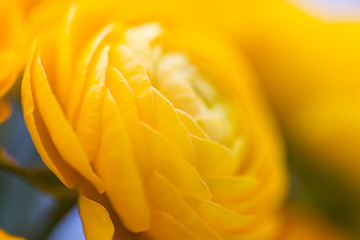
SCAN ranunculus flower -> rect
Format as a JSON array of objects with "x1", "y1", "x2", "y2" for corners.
[
  {"x1": 22, "y1": 1, "x2": 287, "y2": 239},
  {"x1": 0, "y1": 0, "x2": 70, "y2": 122},
  {"x1": 0, "y1": 229, "x2": 25, "y2": 240}
]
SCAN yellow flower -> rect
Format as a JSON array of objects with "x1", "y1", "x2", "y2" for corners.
[
  {"x1": 0, "y1": 0, "x2": 70, "y2": 122},
  {"x1": 0, "y1": 229, "x2": 25, "y2": 240},
  {"x1": 225, "y1": 0, "x2": 360, "y2": 184},
  {"x1": 22, "y1": 1, "x2": 287, "y2": 239}
]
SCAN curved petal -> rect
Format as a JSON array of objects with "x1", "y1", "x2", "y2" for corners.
[
  {"x1": 191, "y1": 135, "x2": 239, "y2": 177},
  {"x1": 75, "y1": 45, "x2": 109, "y2": 162},
  {"x1": 93, "y1": 89, "x2": 150, "y2": 232},
  {"x1": 176, "y1": 109, "x2": 209, "y2": 139},
  {"x1": 30, "y1": 54, "x2": 104, "y2": 193},
  {"x1": 146, "y1": 172, "x2": 221, "y2": 240},
  {"x1": 78, "y1": 195, "x2": 114, "y2": 240},
  {"x1": 204, "y1": 176, "x2": 259, "y2": 202},
  {"x1": 142, "y1": 123, "x2": 211, "y2": 200},
  {"x1": 110, "y1": 44, "x2": 155, "y2": 126},
  {"x1": 182, "y1": 193, "x2": 253, "y2": 234},
  {"x1": 144, "y1": 210, "x2": 200, "y2": 240},
  {"x1": 152, "y1": 88, "x2": 195, "y2": 165}
]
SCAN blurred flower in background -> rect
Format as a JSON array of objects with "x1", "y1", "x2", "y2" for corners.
[
  {"x1": 1, "y1": 0, "x2": 360, "y2": 239},
  {"x1": 229, "y1": 0, "x2": 360, "y2": 237},
  {"x1": 234, "y1": 0, "x2": 360, "y2": 187},
  {"x1": 0, "y1": 0, "x2": 71, "y2": 122}
]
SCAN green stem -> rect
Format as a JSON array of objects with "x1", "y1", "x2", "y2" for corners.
[{"x1": 0, "y1": 149, "x2": 76, "y2": 199}]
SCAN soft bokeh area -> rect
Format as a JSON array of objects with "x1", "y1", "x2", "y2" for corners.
[{"x1": 1, "y1": 0, "x2": 360, "y2": 239}]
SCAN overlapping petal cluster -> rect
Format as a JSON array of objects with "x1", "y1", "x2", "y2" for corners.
[
  {"x1": 0, "y1": 0, "x2": 70, "y2": 122},
  {"x1": 22, "y1": 1, "x2": 287, "y2": 239}
]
